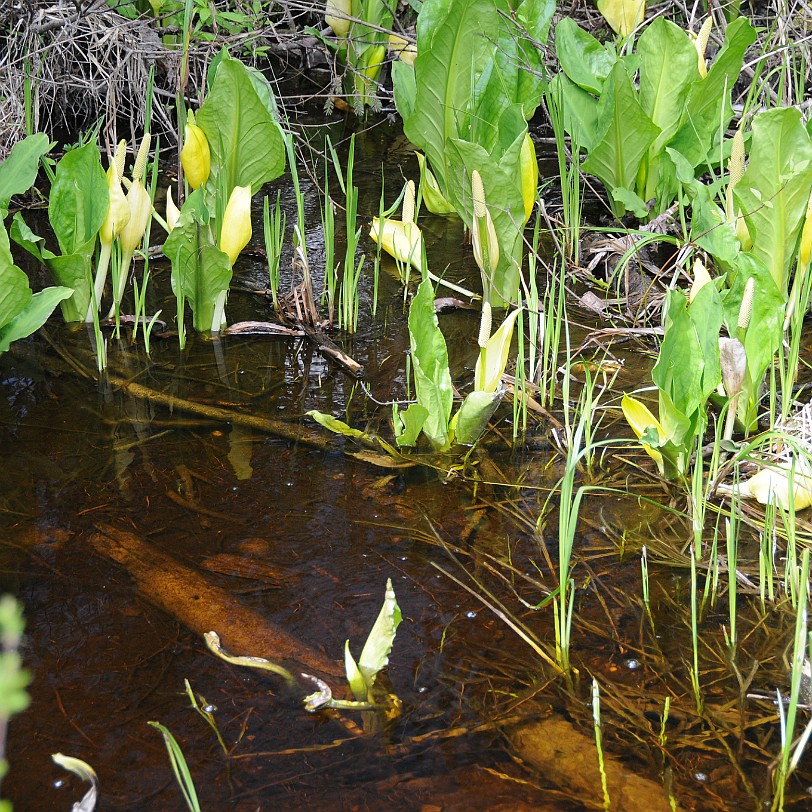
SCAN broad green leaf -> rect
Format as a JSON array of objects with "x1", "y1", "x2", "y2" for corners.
[
  {"x1": 394, "y1": 402, "x2": 429, "y2": 447},
  {"x1": 48, "y1": 141, "x2": 107, "y2": 256},
  {"x1": 446, "y1": 116, "x2": 527, "y2": 304},
  {"x1": 668, "y1": 17, "x2": 756, "y2": 168},
  {"x1": 392, "y1": 60, "x2": 417, "y2": 123},
  {"x1": 452, "y1": 389, "x2": 501, "y2": 446},
  {"x1": 45, "y1": 252, "x2": 94, "y2": 322},
  {"x1": 0, "y1": 225, "x2": 32, "y2": 331},
  {"x1": 582, "y1": 61, "x2": 660, "y2": 218},
  {"x1": 9, "y1": 212, "x2": 51, "y2": 264},
  {"x1": 404, "y1": 0, "x2": 504, "y2": 195},
  {"x1": 555, "y1": 18, "x2": 617, "y2": 95},
  {"x1": 611, "y1": 187, "x2": 649, "y2": 219},
  {"x1": 307, "y1": 410, "x2": 373, "y2": 443},
  {"x1": 408, "y1": 278, "x2": 453, "y2": 450},
  {"x1": 652, "y1": 284, "x2": 722, "y2": 419},
  {"x1": 636, "y1": 17, "x2": 701, "y2": 204},
  {"x1": 720, "y1": 253, "x2": 783, "y2": 428},
  {"x1": 0, "y1": 133, "x2": 51, "y2": 218},
  {"x1": 0, "y1": 286, "x2": 74, "y2": 353},
  {"x1": 357, "y1": 578, "x2": 402, "y2": 687},
  {"x1": 549, "y1": 73, "x2": 599, "y2": 152},
  {"x1": 165, "y1": 207, "x2": 233, "y2": 332},
  {"x1": 197, "y1": 53, "x2": 286, "y2": 195},
  {"x1": 734, "y1": 107, "x2": 812, "y2": 293}
]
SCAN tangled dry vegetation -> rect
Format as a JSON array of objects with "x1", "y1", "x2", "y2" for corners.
[{"x1": 0, "y1": 0, "x2": 325, "y2": 159}]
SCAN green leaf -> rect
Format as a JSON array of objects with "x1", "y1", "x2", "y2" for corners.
[
  {"x1": 446, "y1": 115, "x2": 527, "y2": 304},
  {"x1": 581, "y1": 61, "x2": 660, "y2": 218},
  {"x1": 48, "y1": 141, "x2": 107, "y2": 256},
  {"x1": 652, "y1": 284, "x2": 723, "y2": 420},
  {"x1": 734, "y1": 106, "x2": 812, "y2": 293},
  {"x1": 554, "y1": 18, "x2": 616, "y2": 95},
  {"x1": 357, "y1": 578, "x2": 402, "y2": 689},
  {"x1": 307, "y1": 410, "x2": 373, "y2": 443},
  {"x1": 392, "y1": 60, "x2": 417, "y2": 123},
  {"x1": 668, "y1": 17, "x2": 756, "y2": 169},
  {"x1": 165, "y1": 204, "x2": 233, "y2": 332},
  {"x1": 636, "y1": 17, "x2": 701, "y2": 205},
  {"x1": 0, "y1": 133, "x2": 51, "y2": 218},
  {"x1": 549, "y1": 73, "x2": 599, "y2": 152},
  {"x1": 408, "y1": 278, "x2": 453, "y2": 451},
  {"x1": 0, "y1": 286, "x2": 74, "y2": 353},
  {"x1": 452, "y1": 389, "x2": 501, "y2": 446},
  {"x1": 394, "y1": 402, "x2": 429, "y2": 447},
  {"x1": 0, "y1": 225, "x2": 32, "y2": 331},
  {"x1": 197, "y1": 53, "x2": 286, "y2": 195}
]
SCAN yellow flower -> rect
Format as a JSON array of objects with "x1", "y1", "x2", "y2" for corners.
[
  {"x1": 471, "y1": 170, "x2": 499, "y2": 277},
  {"x1": 520, "y1": 133, "x2": 538, "y2": 224},
  {"x1": 388, "y1": 34, "x2": 417, "y2": 67},
  {"x1": 99, "y1": 140, "x2": 130, "y2": 246},
  {"x1": 370, "y1": 180, "x2": 424, "y2": 274},
  {"x1": 416, "y1": 153, "x2": 455, "y2": 217},
  {"x1": 181, "y1": 120, "x2": 210, "y2": 190},
  {"x1": 597, "y1": 0, "x2": 646, "y2": 38},
  {"x1": 692, "y1": 16, "x2": 713, "y2": 78},
  {"x1": 118, "y1": 134, "x2": 152, "y2": 257},
  {"x1": 165, "y1": 186, "x2": 180, "y2": 233},
  {"x1": 621, "y1": 394, "x2": 666, "y2": 475},
  {"x1": 799, "y1": 189, "x2": 812, "y2": 267},
  {"x1": 689, "y1": 258, "x2": 712, "y2": 303},
  {"x1": 220, "y1": 185, "x2": 253, "y2": 267},
  {"x1": 325, "y1": 0, "x2": 351, "y2": 39},
  {"x1": 733, "y1": 458, "x2": 812, "y2": 511}
]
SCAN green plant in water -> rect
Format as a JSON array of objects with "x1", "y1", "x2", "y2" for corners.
[
  {"x1": 11, "y1": 134, "x2": 108, "y2": 323},
  {"x1": 552, "y1": 14, "x2": 755, "y2": 219},
  {"x1": 0, "y1": 134, "x2": 73, "y2": 352},
  {"x1": 149, "y1": 721, "x2": 201, "y2": 812},
  {"x1": 164, "y1": 50, "x2": 286, "y2": 334},
  {"x1": 322, "y1": 0, "x2": 393, "y2": 114},
  {"x1": 391, "y1": 0, "x2": 550, "y2": 305}
]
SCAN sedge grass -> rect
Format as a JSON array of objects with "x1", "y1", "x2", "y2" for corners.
[
  {"x1": 264, "y1": 190, "x2": 285, "y2": 312},
  {"x1": 591, "y1": 678, "x2": 611, "y2": 812},
  {"x1": 149, "y1": 721, "x2": 201, "y2": 812}
]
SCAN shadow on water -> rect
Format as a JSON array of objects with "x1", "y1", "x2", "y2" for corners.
[{"x1": 3, "y1": 119, "x2": 812, "y2": 810}]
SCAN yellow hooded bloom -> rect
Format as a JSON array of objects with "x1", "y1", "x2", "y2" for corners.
[
  {"x1": 181, "y1": 120, "x2": 211, "y2": 190},
  {"x1": 388, "y1": 34, "x2": 417, "y2": 67},
  {"x1": 597, "y1": 0, "x2": 645, "y2": 38},
  {"x1": 471, "y1": 170, "x2": 499, "y2": 278},
  {"x1": 100, "y1": 140, "x2": 130, "y2": 246},
  {"x1": 799, "y1": 189, "x2": 812, "y2": 267},
  {"x1": 416, "y1": 153, "x2": 455, "y2": 217},
  {"x1": 731, "y1": 458, "x2": 812, "y2": 511},
  {"x1": 220, "y1": 185, "x2": 253, "y2": 267},
  {"x1": 118, "y1": 135, "x2": 153, "y2": 257},
  {"x1": 520, "y1": 133, "x2": 538, "y2": 224},
  {"x1": 325, "y1": 0, "x2": 351, "y2": 39},
  {"x1": 370, "y1": 180, "x2": 424, "y2": 274},
  {"x1": 621, "y1": 394, "x2": 666, "y2": 475},
  {"x1": 165, "y1": 187, "x2": 180, "y2": 233}
]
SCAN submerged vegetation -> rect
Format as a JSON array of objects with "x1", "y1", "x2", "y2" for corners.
[{"x1": 4, "y1": 0, "x2": 812, "y2": 809}]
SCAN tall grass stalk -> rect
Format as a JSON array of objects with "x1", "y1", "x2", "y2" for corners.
[
  {"x1": 327, "y1": 136, "x2": 363, "y2": 333},
  {"x1": 689, "y1": 543, "x2": 703, "y2": 714},
  {"x1": 264, "y1": 190, "x2": 285, "y2": 311},
  {"x1": 641, "y1": 545, "x2": 654, "y2": 631},
  {"x1": 592, "y1": 678, "x2": 611, "y2": 812},
  {"x1": 513, "y1": 306, "x2": 527, "y2": 438},
  {"x1": 759, "y1": 503, "x2": 777, "y2": 610},
  {"x1": 771, "y1": 548, "x2": 810, "y2": 811},
  {"x1": 725, "y1": 511, "x2": 738, "y2": 655},
  {"x1": 148, "y1": 721, "x2": 201, "y2": 812},
  {"x1": 545, "y1": 80, "x2": 582, "y2": 263}
]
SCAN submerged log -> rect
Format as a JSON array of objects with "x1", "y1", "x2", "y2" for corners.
[
  {"x1": 89, "y1": 523, "x2": 343, "y2": 683},
  {"x1": 508, "y1": 714, "x2": 675, "y2": 812}
]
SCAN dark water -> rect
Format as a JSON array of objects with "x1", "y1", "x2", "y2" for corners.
[{"x1": 2, "y1": 120, "x2": 812, "y2": 811}]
